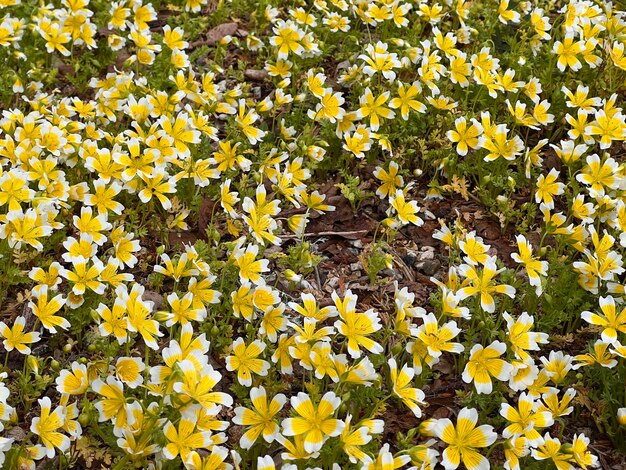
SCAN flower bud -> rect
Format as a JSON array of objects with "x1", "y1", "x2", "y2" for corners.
[
  {"x1": 508, "y1": 176, "x2": 516, "y2": 189},
  {"x1": 90, "y1": 309, "x2": 100, "y2": 323},
  {"x1": 78, "y1": 412, "x2": 90, "y2": 426},
  {"x1": 26, "y1": 355, "x2": 39, "y2": 376}
]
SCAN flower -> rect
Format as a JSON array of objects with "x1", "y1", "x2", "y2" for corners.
[
  {"x1": 122, "y1": 284, "x2": 162, "y2": 350},
  {"x1": 356, "y1": 88, "x2": 395, "y2": 131},
  {"x1": 84, "y1": 179, "x2": 124, "y2": 216},
  {"x1": 510, "y1": 236, "x2": 548, "y2": 296},
  {"x1": 251, "y1": 289, "x2": 286, "y2": 330},
  {"x1": 114, "y1": 357, "x2": 145, "y2": 388},
  {"x1": 59, "y1": 257, "x2": 105, "y2": 296},
  {"x1": 277, "y1": 434, "x2": 319, "y2": 461},
  {"x1": 503, "y1": 435, "x2": 529, "y2": 470},
  {"x1": 540, "y1": 351, "x2": 573, "y2": 384},
  {"x1": 184, "y1": 447, "x2": 230, "y2": 470},
  {"x1": 449, "y1": 52, "x2": 471, "y2": 87},
  {"x1": 538, "y1": 388, "x2": 576, "y2": 418},
  {"x1": 1, "y1": 207, "x2": 52, "y2": 251},
  {"x1": 532, "y1": 434, "x2": 574, "y2": 470},
  {"x1": 333, "y1": 290, "x2": 383, "y2": 358},
  {"x1": 388, "y1": 358, "x2": 425, "y2": 417},
  {"x1": 271, "y1": 333, "x2": 296, "y2": 375},
  {"x1": 581, "y1": 296, "x2": 626, "y2": 345},
  {"x1": 409, "y1": 312, "x2": 464, "y2": 368},
  {"x1": 136, "y1": 169, "x2": 177, "y2": 210},
  {"x1": 462, "y1": 340, "x2": 514, "y2": 394},
  {"x1": 389, "y1": 82, "x2": 425, "y2": 120},
  {"x1": 479, "y1": 124, "x2": 524, "y2": 162},
  {"x1": 358, "y1": 41, "x2": 400, "y2": 81},
  {"x1": 447, "y1": 117, "x2": 483, "y2": 156},
  {"x1": 40, "y1": 22, "x2": 71, "y2": 56},
  {"x1": 0, "y1": 316, "x2": 40, "y2": 354},
  {"x1": 535, "y1": 169, "x2": 564, "y2": 209},
  {"x1": 310, "y1": 341, "x2": 339, "y2": 382},
  {"x1": 281, "y1": 391, "x2": 344, "y2": 453},
  {"x1": 92, "y1": 376, "x2": 129, "y2": 427},
  {"x1": 500, "y1": 393, "x2": 553, "y2": 446},
  {"x1": 575, "y1": 340, "x2": 618, "y2": 369},
  {"x1": 233, "y1": 244, "x2": 269, "y2": 285},
  {"x1": 30, "y1": 397, "x2": 70, "y2": 458},
  {"x1": 270, "y1": 20, "x2": 303, "y2": 59},
  {"x1": 161, "y1": 292, "x2": 206, "y2": 327},
  {"x1": 55, "y1": 362, "x2": 89, "y2": 395},
  {"x1": 0, "y1": 169, "x2": 34, "y2": 211},
  {"x1": 339, "y1": 415, "x2": 375, "y2": 464},
  {"x1": 307, "y1": 88, "x2": 346, "y2": 123},
  {"x1": 225, "y1": 338, "x2": 270, "y2": 386},
  {"x1": 72, "y1": 207, "x2": 112, "y2": 246},
  {"x1": 503, "y1": 312, "x2": 548, "y2": 361},
  {"x1": 163, "y1": 406, "x2": 212, "y2": 461},
  {"x1": 343, "y1": 127, "x2": 372, "y2": 158},
  {"x1": 554, "y1": 35, "x2": 583, "y2": 72},
  {"x1": 532, "y1": 100, "x2": 554, "y2": 126},
  {"x1": 570, "y1": 434, "x2": 598, "y2": 469},
  {"x1": 388, "y1": 190, "x2": 424, "y2": 226},
  {"x1": 288, "y1": 293, "x2": 336, "y2": 322},
  {"x1": 28, "y1": 285, "x2": 69, "y2": 333},
  {"x1": 576, "y1": 153, "x2": 620, "y2": 196},
  {"x1": 233, "y1": 386, "x2": 286, "y2": 448},
  {"x1": 498, "y1": 0, "x2": 520, "y2": 23},
  {"x1": 459, "y1": 232, "x2": 490, "y2": 266},
  {"x1": 159, "y1": 112, "x2": 200, "y2": 156},
  {"x1": 432, "y1": 407, "x2": 497, "y2": 470},
  {"x1": 373, "y1": 162, "x2": 404, "y2": 199},
  {"x1": 173, "y1": 360, "x2": 233, "y2": 409},
  {"x1": 362, "y1": 443, "x2": 411, "y2": 470},
  {"x1": 457, "y1": 257, "x2": 516, "y2": 313},
  {"x1": 235, "y1": 99, "x2": 266, "y2": 145},
  {"x1": 96, "y1": 299, "x2": 129, "y2": 344}
]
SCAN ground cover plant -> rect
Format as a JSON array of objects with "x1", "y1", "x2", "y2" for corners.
[{"x1": 1, "y1": 0, "x2": 626, "y2": 468}]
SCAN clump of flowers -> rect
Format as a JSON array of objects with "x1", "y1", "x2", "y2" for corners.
[{"x1": 0, "y1": 0, "x2": 624, "y2": 468}]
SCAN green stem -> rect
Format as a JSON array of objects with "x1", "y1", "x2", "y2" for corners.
[{"x1": 144, "y1": 344, "x2": 150, "y2": 398}]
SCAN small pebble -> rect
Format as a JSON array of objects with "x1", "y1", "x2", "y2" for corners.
[
  {"x1": 349, "y1": 262, "x2": 362, "y2": 271},
  {"x1": 349, "y1": 239, "x2": 364, "y2": 249},
  {"x1": 402, "y1": 252, "x2": 417, "y2": 267},
  {"x1": 416, "y1": 259, "x2": 441, "y2": 276}
]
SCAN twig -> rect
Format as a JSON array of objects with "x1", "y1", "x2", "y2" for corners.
[{"x1": 280, "y1": 229, "x2": 370, "y2": 239}]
